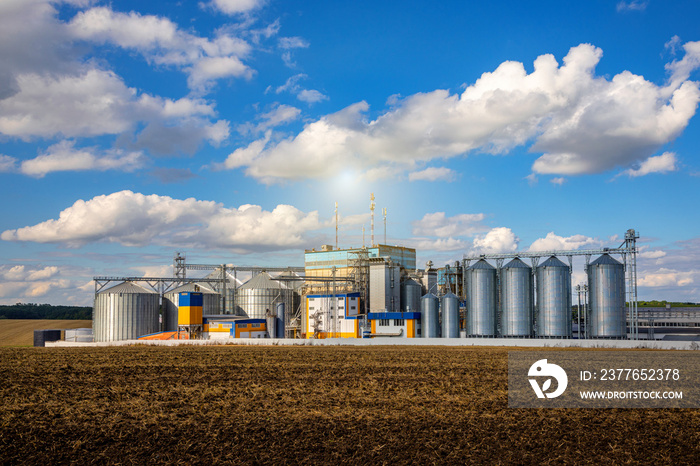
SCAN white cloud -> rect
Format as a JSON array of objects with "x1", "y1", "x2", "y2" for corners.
[
  {"x1": 0, "y1": 155, "x2": 17, "y2": 172},
  {"x1": 472, "y1": 227, "x2": 520, "y2": 253},
  {"x1": 0, "y1": 69, "x2": 140, "y2": 138},
  {"x1": 408, "y1": 167, "x2": 457, "y2": 182},
  {"x1": 616, "y1": 1, "x2": 649, "y2": 12},
  {"x1": 1, "y1": 190, "x2": 323, "y2": 252},
  {"x1": 529, "y1": 232, "x2": 601, "y2": 252},
  {"x1": 238, "y1": 104, "x2": 301, "y2": 135},
  {"x1": 19, "y1": 140, "x2": 146, "y2": 178},
  {"x1": 222, "y1": 43, "x2": 700, "y2": 183},
  {"x1": 279, "y1": 37, "x2": 309, "y2": 49},
  {"x1": 640, "y1": 249, "x2": 667, "y2": 259},
  {"x1": 0, "y1": 265, "x2": 59, "y2": 282},
  {"x1": 208, "y1": 0, "x2": 265, "y2": 15},
  {"x1": 187, "y1": 56, "x2": 254, "y2": 90},
  {"x1": 412, "y1": 212, "x2": 486, "y2": 237},
  {"x1": 0, "y1": 68, "x2": 229, "y2": 152},
  {"x1": 665, "y1": 35, "x2": 682, "y2": 55},
  {"x1": 297, "y1": 89, "x2": 328, "y2": 104},
  {"x1": 621, "y1": 151, "x2": 677, "y2": 177},
  {"x1": 68, "y1": 6, "x2": 254, "y2": 92},
  {"x1": 273, "y1": 74, "x2": 307, "y2": 94},
  {"x1": 638, "y1": 269, "x2": 695, "y2": 287},
  {"x1": 409, "y1": 238, "x2": 470, "y2": 252},
  {"x1": 550, "y1": 177, "x2": 567, "y2": 185}
]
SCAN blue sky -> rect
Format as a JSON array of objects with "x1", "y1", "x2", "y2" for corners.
[{"x1": 1, "y1": 0, "x2": 699, "y2": 305}]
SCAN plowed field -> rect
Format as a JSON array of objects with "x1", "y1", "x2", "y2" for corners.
[{"x1": 1, "y1": 346, "x2": 698, "y2": 464}]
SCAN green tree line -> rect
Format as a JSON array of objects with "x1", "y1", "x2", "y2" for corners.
[{"x1": 0, "y1": 303, "x2": 92, "y2": 320}]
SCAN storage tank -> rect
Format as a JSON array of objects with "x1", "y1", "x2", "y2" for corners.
[
  {"x1": 163, "y1": 283, "x2": 220, "y2": 331},
  {"x1": 276, "y1": 302, "x2": 286, "y2": 339},
  {"x1": 234, "y1": 272, "x2": 295, "y2": 319},
  {"x1": 500, "y1": 258, "x2": 534, "y2": 337},
  {"x1": 400, "y1": 278, "x2": 422, "y2": 312},
  {"x1": 441, "y1": 292, "x2": 460, "y2": 338},
  {"x1": 93, "y1": 282, "x2": 159, "y2": 342},
  {"x1": 588, "y1": 254, "x2": 626, "y2": 338},
  {"x1": 536, "y1": 256, "x2": 572, "y2": 338},
  {"x1": 266, "y1": 310, "x2": 277, "y2": 338},
  {"x1": 421, "y1": 293, "x2": 440, "y2": 338},
  {"x1": 466, "y1": 259, "x2": 497, "y2": 337}
]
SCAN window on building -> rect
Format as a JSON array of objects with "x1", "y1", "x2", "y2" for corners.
[
  {"x1": 379, "y1": 319, "x2": 389, "y2": 326},
  {"x1": 394, "y1": 319, "x2": 404, "y2": 326}
]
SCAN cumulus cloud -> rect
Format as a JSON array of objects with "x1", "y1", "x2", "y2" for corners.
[
  {"x1": 472, "y1": 227, "x2": 520, "y2": 254},
  {"x1": 208, "y1": 0, "x2": 265, "y2": 15},
  {"x1": 412, "y1": 212, "x2": 487, "y2": 237},
  {"x1": 1, "y1": 190, "x2": 323, "y2": 252},
  {"x1": 0, "y1": 67, "x2": 229, "y2": 151},
  {"x1": 297, "y1": 89, "x2": 329, "y2": 104},
  {"x1": 408, "y1": 167, "x2": 457, "y2": 182},
  {"x1": 68, "y1": 6, "x2": 254, "y2": 92},
  {"x1": 620, "y1": 151, "x2": 677, "y2": 177},
  {"x1": 529, "y1": 232, "x2": 602, "y2": 252},
  {"x1": 638, "y1": 269, "x2": 695, "y2": 287},
  {"x1": 222, "y1": 43, "x2": 700, "y2": 183},
  {"x1": 0, "y1": 264, "x2": 69, "y2": 300},
  {"x1": 20, "y1": 140, "x2": 146, "y2": 178}
]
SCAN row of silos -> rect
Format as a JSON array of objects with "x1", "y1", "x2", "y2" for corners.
[
  {"x1": 93, "y1": 271, "x2": 300, "y2": 342},
  {"x1": 418, "y1": 254, "x2": 625, "y2": 339}
]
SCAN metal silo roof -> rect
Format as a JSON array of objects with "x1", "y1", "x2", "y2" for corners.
[
  {"x1": 590, "y1": 254, "x2": 622, "y2": 266},
  {"x1": 239, "y1": 271, "x2": 287, "y2": 290},
  {"x1": 503, "y1": 258, "x2": 531, "y2": 269},
  {"x1": 98, "y1": 281, "x2": 156, "y2": 294},
  {"x1": 170, "y1": 283, "x2": 218, "y2": 294},
  {"x1": 468, "y1": 259, "x2": 495, "y2": 270},
  {"x1": 538, "y1": 256, "x2": 568, "y2": 268}
]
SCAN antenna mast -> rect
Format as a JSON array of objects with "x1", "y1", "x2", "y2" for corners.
[
  {"x1": 335, "y1": 201, "x2": 338, "y2": 250},
  {"x1": 370, "y1": 193, "x2": 375, "y2": 247},
  {"x1": 383, "y1": 207, "x2": 387, "y2": 245}
]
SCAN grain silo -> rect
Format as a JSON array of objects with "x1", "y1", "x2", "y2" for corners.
[
  {"x1": 93, "y1": 282, "x2": 159, "y2": 342},
  {"x1": 234, "y1": 272, "x2": 295, "y2": 319},
  {"x1": 421, "y1": 293, "x2": 440, "y2": 338},
  {"x1": 588, "y1": 254, "x2": 626, "y2": 338},
  {"x1": 441, "y1": 292, "x2": 460, "y2": 338},
  {"x1": 500, "y1": 258, "x2": 534, "y2": 337},
  {"x1": 536, "y1": 256, "x2": 572, "y2": 338},
  {"x1": 466, "y1": 259, "x2": 497, "y2": 337},
  {"x1": 400, "y1": 278, "x2": 422, "y2": 312}
]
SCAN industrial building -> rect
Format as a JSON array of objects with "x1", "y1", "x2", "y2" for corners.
[{"x1": 76, "y1": 225, "x2": 699, "y2": 345}]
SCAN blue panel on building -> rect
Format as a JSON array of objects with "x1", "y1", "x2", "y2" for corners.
[{"x1": 179, "y1": 292, "x2": 203, "y2": 307}]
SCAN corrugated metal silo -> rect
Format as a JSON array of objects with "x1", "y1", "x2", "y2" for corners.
[
  {"x1": 536, "y1": 256, "x2": 572, "y2": 338},
  {"x1": 466, "y1": 259, "x2": 497, "y2": 337},
  {"x1": 421, "y1": 293, "x2": 440, "y2": 338},
  {"x1": 234, "y1": 272, "x2": 294, "y2": 319},
  {"x1": 500, "y1": 258, "x2": 534, "y2": 337},
  {"x1": 400, "y1": 278, "x2": 422, "y2": 312},
  {"x1": 163, "y1": 283, "x2": 220, "y2": 331},
  {"x1": 588, "y1": 254, "x2": 626, "y2": 338},
  {"x1": 93, "y1": 282, "x2": 159, "y2": 342},
  {"x1": 441, "y1": 292, "x2": 460, "y2": 338}
]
